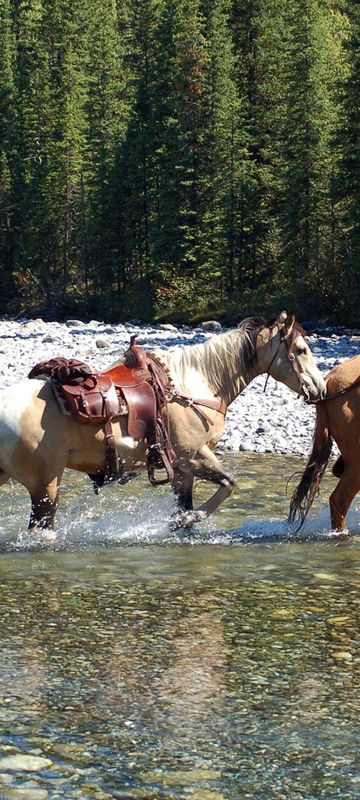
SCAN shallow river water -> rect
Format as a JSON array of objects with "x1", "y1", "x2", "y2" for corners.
[{"x1": 0, "y1": 454, "x2": 359, "y2": 800}]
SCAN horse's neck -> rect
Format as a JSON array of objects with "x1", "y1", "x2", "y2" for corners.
[{"x1": 163, "y1": 330, "x2": 260, "y2": 406}]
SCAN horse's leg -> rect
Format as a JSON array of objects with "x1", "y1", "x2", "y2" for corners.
[
  {"x1": 172, "y1": 468, "x2": 194, "y2": 511},
  {"x1": 172, "y1": 446, "x2": 234, "y2": 528},
  {"x1": 29, "y1": 476, "x2": 61, "y2": 531},
  {"x1": 329, "y1": 465, "x2": 360, "y2": 532}
]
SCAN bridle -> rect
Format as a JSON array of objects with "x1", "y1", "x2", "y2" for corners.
[
  {"x1": 265, "y1": 326, "x2": 360, "y2": 405},
  {"x1": 263, "y1": 326, "x2": 303, "y2": 394}
]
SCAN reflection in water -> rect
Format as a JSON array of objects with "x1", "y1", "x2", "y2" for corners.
[
  {"x1": 0, "y1": 455, "x2": 358, "y2": 797},
  {"x1": 0, "y1": 551, "x2": 359, "y2": 798}
]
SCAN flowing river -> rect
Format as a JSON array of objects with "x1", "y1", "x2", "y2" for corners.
[{"x1": 0, "y1": 453, "x2": 359, "y2": 799}]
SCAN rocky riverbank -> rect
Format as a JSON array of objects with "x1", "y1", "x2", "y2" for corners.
[{"x1": 0, "y1": 316, "x2": 359, "y2": 456}]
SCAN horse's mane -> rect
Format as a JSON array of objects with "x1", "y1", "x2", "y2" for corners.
[{"x1": 158, "y1": 316, "x2": 268, "y2": 401}]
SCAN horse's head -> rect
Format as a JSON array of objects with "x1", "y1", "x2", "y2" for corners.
[{"x1": 257, "y1": 311, "x2": 326, "y2": 401}]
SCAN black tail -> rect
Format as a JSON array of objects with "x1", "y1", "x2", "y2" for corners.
[{"x1": 289, "y1": 404, "x2": 333, "y2": 528}]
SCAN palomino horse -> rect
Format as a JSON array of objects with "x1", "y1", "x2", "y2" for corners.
[
  {"x1": 0, "y1": 311, "x2": 325, "y2": 531},
  {"x1": 290, "y1": 353, "x2": 360, "y2": 532}
]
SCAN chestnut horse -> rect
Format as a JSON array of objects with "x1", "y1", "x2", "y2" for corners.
[
  {"x1": 0, "y1": 312, "x2": 325, "y2": 532},
  {"x1": 289, "y1": 353, "x2": 360, "y2": 532}
]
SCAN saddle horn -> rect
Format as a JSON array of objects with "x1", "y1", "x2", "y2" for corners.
[{"x1": 125, "y1": 335, "x2": 148, "y2": 369}]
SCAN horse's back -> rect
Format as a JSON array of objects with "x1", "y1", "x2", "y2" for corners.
[
  {"x1": 325, "y1": 354, "x2": 360, "y2": 461},
  {"x1": 326, "y1": 353, "x2": 360, "y2": 393}
]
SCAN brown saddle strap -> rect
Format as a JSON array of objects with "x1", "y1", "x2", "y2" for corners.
[
  {"x1": 169, "y1": 389, "x2": 226, "y2": 426},
  {"x1": 147, "y1": 421, "x2": 176, "y2": 486},
  {"x1": 89, "y1": 420, "x2": 124, "y2": 493}
]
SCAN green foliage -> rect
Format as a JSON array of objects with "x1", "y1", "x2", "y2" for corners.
[{"x1": 0, "y1": 0, "x2": 357, "y2": 321}]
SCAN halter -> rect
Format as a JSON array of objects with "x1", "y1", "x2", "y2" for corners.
[{"x1": 263, "y1": 326, "x2": 303, "y2": 394}]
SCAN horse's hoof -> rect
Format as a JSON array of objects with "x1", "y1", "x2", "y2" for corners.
[
  {"x1": 40, "y1": 529, "x2": 57, "y2": 542},
  {"x1": 330, "y1": 529, "x2": 351, "y2": 542},
  {"x1": 27, "y1": 523, "x2": 57, "y2": 542},
  {"x1": 169, "y1": 510, "x2": 206, "y2": 530}
]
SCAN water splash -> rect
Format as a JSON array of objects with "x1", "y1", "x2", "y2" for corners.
[{"x1": 1, "y1": 457, "x2": 360, "y2": 551}]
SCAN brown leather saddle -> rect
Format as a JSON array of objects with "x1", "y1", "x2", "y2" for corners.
[{"x1": 28, "y1": 337, "x2": 176, "y2": 489}]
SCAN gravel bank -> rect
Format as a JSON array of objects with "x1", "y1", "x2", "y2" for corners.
[{"x1": 0, "y1": 316, "x2": 359, "y2": 457}]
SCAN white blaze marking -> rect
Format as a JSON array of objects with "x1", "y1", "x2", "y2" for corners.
[{"x1": 0, "y1": 379, "x2": 44, "y2": 469}]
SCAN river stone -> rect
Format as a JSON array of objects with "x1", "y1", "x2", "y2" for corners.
[
  {"x1": 188, "y1": 793, "x2": 225, "y2": 800},
  {"x1": 6, "y1": 788, "x2": 49, "y2": 799},
  {"x1": 227, "y1": 432, "x2": 242, "y2": 450},
  {"x1": 140, "y1": 768, "x2": 221, "y2": 785},
  {"x1": 0, "y1": 772, "x2": 13, "y2": 784},
  {"x1": 331, "y1": 651, "x2": 353, "y2": 661},
  {"x1": 328, "y1": 615, "x2": 351, "y2": 626},
  {"x1": 0, "y1": 755, "x2": 53, "y2": 772},
  {"x1": 65, "y1": 319, "x2": 84, "y2": 327},
  {"x1": 239, "y1": 441, "x2": 253, "y2": 452},
  {"x1": 95, "y1": 337, "x2": 111, "y2": 349},
  {"x1": 41, "y1": 334, "x2": 60, "y2": 344},
  {"x1": 269, "y1": 608, "x2": 295, "y2": 619},
  {"x1": 201, "y1": 320, "x2": 222, "y2": 331}
]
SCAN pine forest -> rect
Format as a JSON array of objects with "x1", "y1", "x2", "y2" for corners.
[{"x1": 0, "y1": 0, "x2": 359, "y2": 324}]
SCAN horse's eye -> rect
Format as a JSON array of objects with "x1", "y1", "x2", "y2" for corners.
[{"x1": 296, "y1": 347, "x2": 306, "y2": 356}]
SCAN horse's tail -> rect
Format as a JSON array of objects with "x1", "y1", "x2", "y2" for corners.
[{"x1": 289, "y1": 404, "x2": 333, "y2": 528}]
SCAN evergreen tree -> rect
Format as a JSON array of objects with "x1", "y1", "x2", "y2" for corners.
[
  {"x1": 337, "y1": 0, "x2": 360, "y2": 314},
  {"x1": 230, "y1": 0, "x2": 286, "y2": 295},
  {"x1": 9, "y1": 0, "x2": 90, "y2": 313},
  {"x1": 111, "y1": 0, "x2": 160, "y2": 313},
  {"x1": 85, "y1": 0, "x2": 130, "y2": 310},
  {"x1": 0, "y1": 0, "x2": 356, "y2": 320},
  {"x1": 0, "y1": 0, "x2": 16, "y2": 302},
  {"x1": 201, "y1": 0, "x2": 241, "y2": 297},
  {"x1": 151, "y1": 0, "x2": 208, "y2": 292},
  {"x1": 279, "y1": 0, "x2": 348, "y2": 314}
]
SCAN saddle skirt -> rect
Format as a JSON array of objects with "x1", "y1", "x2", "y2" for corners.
[{"x1": 28, "y1": 339, "x2": 175, "y2": 486}]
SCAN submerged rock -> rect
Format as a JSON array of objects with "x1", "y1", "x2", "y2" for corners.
[{"x1": 0, "y1": 755, "x2": 52, "y2": 772}]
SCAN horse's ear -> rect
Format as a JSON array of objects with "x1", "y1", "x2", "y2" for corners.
[
  {"x1": 275, "y1": 310, "x2": 288, "y2": 329},
  {"x1": 283, "y1": 312, "x2": 295, "y2": 336}
]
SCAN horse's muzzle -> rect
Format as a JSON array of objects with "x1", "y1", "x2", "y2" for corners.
[{"x1": 300, "y1": 374, "x2": 327, "y2": 402}]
